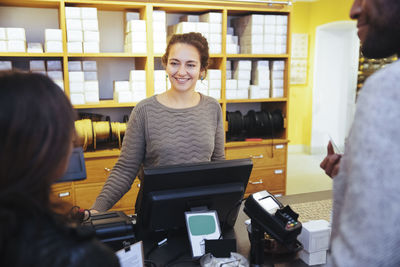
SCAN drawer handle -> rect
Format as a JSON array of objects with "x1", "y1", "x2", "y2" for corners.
[
  {"x1": 250, "y1": 154, "x2": 264, "y2": 159},
  {"x1": 274, "y1": 169, "x2": 283, "y2": 174},
  {"x1": 104, "y1": 167, "x2": 111, "y2": 172},
  {"x1": 58, "y1": 192, "x2": 70, "y2": 198},
  {"x1": 250, "y1": 179, "x2": 263, "y2": 185}
]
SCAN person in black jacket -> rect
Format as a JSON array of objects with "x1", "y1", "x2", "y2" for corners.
[{"x1": 0, "y1": 71, "x2": 120, "y2": 267}]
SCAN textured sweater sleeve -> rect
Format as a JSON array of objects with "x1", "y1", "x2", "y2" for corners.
[
  {"x1": 211, "y1": 102, "x2": 225, "y2": 161},
  {"x1": 92, "y1": 104, "x2": 146, "y2": 211},
  {"x1": 327, "y1": 61, "x2": 400, "y2": 266}
]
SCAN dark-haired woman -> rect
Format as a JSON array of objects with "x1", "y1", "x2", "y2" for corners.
[
  {"x1": 0, "y1": 72, "x2": 120, "y2": 267},
  {"x1": 92, "y1": 32, "x2": 225, "y2": 212}
]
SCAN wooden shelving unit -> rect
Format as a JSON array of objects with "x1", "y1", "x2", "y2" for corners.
[{"x1": 1, "y1": 0, "x2": 292, "y2": 213}]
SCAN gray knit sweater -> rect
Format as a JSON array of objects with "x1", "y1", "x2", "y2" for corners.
[
  {"x1": 92, "y1": 94, "x2": 225, "y2": 211},
  {"x1": 327, "y1": 60, "x2": 400, "y2": 266}
]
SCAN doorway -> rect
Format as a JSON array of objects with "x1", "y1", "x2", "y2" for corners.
[{"x1": 310, "y1": 21, "x2": 359, "y2": 154}]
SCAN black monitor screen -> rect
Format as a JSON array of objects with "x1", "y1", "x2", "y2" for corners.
[
  {"x1": 136, "y1": 158, "x2": 253, "y2": 239},
  {"x1": 56, "y1": 147, "x2": 86, "y2": 183}
]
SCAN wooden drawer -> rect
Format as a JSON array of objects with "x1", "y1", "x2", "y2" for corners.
[
  {"x1": 75, "y1": 156, "x2": 119, "y2": 184},
  {"x1": 226, "y1": 143, "x2": 287, "y2": 168},
  {"x1": 51, "y1": 185, "x2": 74, "y2": 205},
  {"x1": 245, "y1": 167, "x2": 286, "y2": 196},
  {"x1": 74, "y1": 179, "x2": 140, "y2": 211}
]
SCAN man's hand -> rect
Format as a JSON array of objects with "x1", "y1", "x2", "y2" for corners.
[{"x1": 320, "y1": 141, "x2": 342, "y2": 178}]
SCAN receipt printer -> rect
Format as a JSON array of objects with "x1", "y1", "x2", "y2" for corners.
[
  {"x1": 83, "y1": 211, "x2": 136, "y2": 251},
  {"x1": 244, "y1": 190, "x2": 302, "y2": 246}
]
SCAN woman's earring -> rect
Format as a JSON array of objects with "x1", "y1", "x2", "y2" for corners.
[
  {"x1": 200, "y1": 76, "x2": 204, "y2": 81},
  {"x1": 166, "y1": 74, "x2": 168, "y2": 79}
]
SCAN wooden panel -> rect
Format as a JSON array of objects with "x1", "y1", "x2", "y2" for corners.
[
  {"x1": 226, "y1": 143, "x2": 287, "y2": 168},
  {"x1": 245, "y1": 167, "x2": 285, "y2": 195},
  {"x1": 50, "y1": 185, "x2": 74, "y2": 205},
  {"x1": 74, "y1": 180, "x2": 140, "y2": 211},
  {"x1": 75, "y1": 156, "x2": 118, "y2": 184}
]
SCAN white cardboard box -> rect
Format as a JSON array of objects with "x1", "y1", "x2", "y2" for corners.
[
  {"x1": 69, "y1": 82, "x2": 84, "y2": 93},
  {"x1": 70, "y1": 93, "x2": 85, "y2": 105},
  {"x1": 200, "y1": 12, "x2": 222, "y2": 23},
  {"x1": 47, "y1": 71, "x2": 63, "y2": 80},
  {"x1": 208, "y1": 89, "x2": 221, "y2": 99},
  {"x1": 129, "y1": 70, "x2": 146, "y2": 81},
  {"x1": 47, "y1": 60, "x2": 62, "y2": 71},
  {"x1": 83, "y1": 31, "x2": 99, "y2": 42},
  {"x1": 67, "y1": 42, "x2": 83, "y2": 53},
  {"x1": 66, "y1": 19, "x2": 82, "y2": 31},
  {"x1": 84, "y1": 71, "x2": 98, "y2": 81},
  {"x1": 45, "y1": 41, "x2": 63, "y2": 53},
  {"x1": 114, "y1": 90, "x2": 132, "y2": 103},
  {"x1": 30, "y1": 60, "x2": 46, "y2": 71},
  {"x1": 82, "y1": 61, "x2": 97, "y2": 71},
  {"x1": 45, "y1": 29, "x2": 62, "y2": 41},
  {"x1": 126, "y1": 20, "x2": 146, "y2": 33},
  {"x1": 84, "y1": 81, "x2": 99, "y2": 92},
  {"x1": 7, "y1": 40, "x2": 26, "y2": 52},
  {"x1": 298, "y1": 249, "x2": 327, "y2": 266},
  {"x1": 68, "y1": 61, "x2": 82, "y2": 71},
  {"x1": 82, "y1": 19, "x2": 99, "y2": 31},
  {"x1": 27, "y1": 43, "x2": 43, "y2": 53},
  {"x1": 237, "y1": 89, "x2": 249, "y2": 99},
  {"x1": 0, "y1": 41, "x2": 7, "y2": 52},
  {"x1": 65, "y1": 7, "x2": 81, "y2": 19},
  {"x1": 6, "y1": 28, "x2": 26, "y2": 40},
  {"x1": 67, "y1": 30, "x2": 83, "y2": 42},
  {"x1": 297, "y1": 220, "x2": 331, "y2": 253},
  {"x1": 226, "y1": 79, "x2": 238, "y2": 90},
  {"x1": 0, "y1": 61, "x2": 12, "y2": 70},
  {"x1": 85, "y1": 91, "x2": 99, "y2": 103},
  {"x1": 113, "y1": 81, "x2": 130, "y2": 92},
  {"x1": 131, "y1": 81, "x2": 146, "y2": 92},
  {"x1": 233, "y1": 70, "x2": 251, "y2": 80},
  {"x1": 0, "y1": 28, "x2": 7, "y2": 40},
  {"x1": 83, "y1": 42, "x2": 100, "y2": 53},
  {"x1": 81, "y1": 7, "x2": 97, "y2": 20},
  {"x1": 233, "y1": 60, "x2": 252, "y2": 71},
  {"x1": 69, "y1": 71, "x2": 84, "y2": 82}
]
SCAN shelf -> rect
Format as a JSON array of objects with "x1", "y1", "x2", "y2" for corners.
[
  {"x1": 0, "y1": 0, "x2": 60, "y2": 8},
  {"x1": 226, "y1": 98, "x2": 287, "y2": 103},
  {"x1": 74, "y1": 100, "x2": 137, "y2": 109},
  {"x1": 227, "y1": 54, "x2": 289, "y2": 58},
  {"x1": 225, "y1": 138, "x2": 289, "y2": 148},
  {"x1": 0, "y1": 52, "x2": 63, "y2": 57},
  {"x1": 67, "y1": 53, "x2": 147, "y2": 58},
  {"x1": 84, "y1": 148, "x2": 121, "y2": 159}
]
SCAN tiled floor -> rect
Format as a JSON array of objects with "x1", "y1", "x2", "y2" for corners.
[{"x1": 286, "y1": 152, "x2": 333, "y2": 195}]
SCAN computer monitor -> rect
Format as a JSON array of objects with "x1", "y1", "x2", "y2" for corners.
[
  {"x1": 56, "y1": 146, "x2": 87, "y2": 183},
  {"x1": 135, "y1": 158, "x2": 253, "y2": 240}
]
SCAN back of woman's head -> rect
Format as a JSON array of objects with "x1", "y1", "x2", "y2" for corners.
[{"x1": 0, "y1": 71, "x2": 75, "y2": 208}]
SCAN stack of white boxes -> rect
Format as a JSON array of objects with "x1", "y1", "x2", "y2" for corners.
[
  {"x1": 47, "y1": 60, "x2": 64, "y2": 90},
  {"x1": 124, "y1": 12, "x2": 147, "y2": 53},
  {"x1": 298, "y1": 220, "x2": 331, "y2": 266},
  {"x1": 250, "y1": 60, "x2": 270, "y2": 99},
  {"x1": 225, "y1": 60, "x2": 237, "y2": 100},
  {"x1": 113, "y1": 80, "x2": 131, "y2": 103},
  {"x1": 69, "y1": 60, "x2": 100, "y2": 104},
  {"x1": 0, "y1": 27, "x2": 26, "y2": 52},
  {"x1": 29, "y1": 60, "x2": 46, "y2": 76},
  {"x1": 0, "y1": 61, "x2": 12, "y2": 71},
  {"x1": 264, "y1": 14, "x2": 288, "y2": 54},
  {"x1": 234, "y1": 14, "x2": 264, "y2": 54},
  {"x1": 176, "y1": 15, "x2": 208, "y2": 43},
  {"x1": 154, "y1": 70, "x2": 167, "y2": 95},
  {"x1": 153, "y1": 10, "x2": 167, "y2": 54},
  {"x1": 206, "y1": 69, "x2": 222, "y2": 99},
  {"x1": 195, "y1": 79, "x2": 208, "y2": 96},
  {"x1": 200, "y1": 12, "x2": 222, "y2": 54},
  {"x1": 226, "y1": 27, "x2": 239, "y2": 54},
  {"x1": 44, "y1": 29, "x2": 63, "y2": 53},
  {"x1": 66, "y1": 7, "x2": 100, "y2": 53},
  {"x1": 130, "y1": 70, "x2": 146, "y2": 102},
  {"x1": 28, "y1": 41, "x2": 43, "y2": 53},
  {"x1": 271, "y1": 60, "x2": 285, "y2": 98},
  {"x1": 234, "y1": 60, "x2": 251, "y2": 99}
]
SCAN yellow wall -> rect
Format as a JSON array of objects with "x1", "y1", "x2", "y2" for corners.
[{"x1": 289, "y1": 0, "x2": 354, "y2": 146}]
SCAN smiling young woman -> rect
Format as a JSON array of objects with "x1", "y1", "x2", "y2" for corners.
[{"x1": 91, "y1": 32, "x2": 225, "y2": 213}]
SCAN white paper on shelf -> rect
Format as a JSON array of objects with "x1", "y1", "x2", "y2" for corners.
[
  {"x1": 125, "y1": 12, "x2": 140, "y2": 22},
  {"x1": 0, "y1": 41, "x2": 7, "y2": 52},
  {"x1": 27, "y1": 43, "x2": 43, "y2": 53},
  {"x1": 68, "y1": 71, "x2": 84, "y2": 82},
  {"x1": 83, "y1": 42, "x2": 100, "y2": 53},
  {"x1": 67, "y1": 30, "x2": 83, "y2": 42},
  {"x1": 84, "y1": 71, "x2": 98, "y2": 81},
  {"x1": 45, "y1": 41, "x2": 63, "y2": 53},
  {"x1": 84, "y1": 80, "x2": 99, "y2": 92},
  {"x1": 66, "y1": 19, "x2": 82, "y2": 31},
  {"x1": 114, "y1": 81, "x2": 130, "y2": 92},
  {"x1": 84, "y1": 31, "x2": 100, "y2": 42},
  {"x1": 7, "y1": 40, "x2": 26, "y2": 52},
  {"x1": 82, "y1": 19, "x2": 99, "y2": 31},
  {"x1": 45, "y1": 29, "x2": 62, "y2": 41},
  {"x1": 67, "y1": 42, "x2": 83, "y2": 53},
  {"x1": 152, "y1": 10, "x2": 166, "y2": 22},
  {"x1": 82, "y1": 61, "x2": 97, "y2": 71},
  {"x1": 81, "y1": 7, "x2": 98, "y2": 20},
  {"x1": 226, "y1": 79, "x2": 238, "y2": 90},
  {"x1": 65, "y1": 7, "x2": 81, "y2": 19},
  {"x1": 68, "y1": 61, "x2": 82, "y2": 71},
  {"x1": 85, "y1": 91, "x2": 99, "y2": 103},
  {"x1": 69, "y1": 81, "x2": 84, "y2": 93},
  {"x1": 47, "y1": 60, "x2": 62, "y2": 71},
  {"x1": 70, "y1": 93, "x2": 85, "y2": 105},
  {"x1": 29, "y1": 60, "x2": 46, "y2": 71},
  {"x1": 47, "y1": 71, "x2": 63, "y2": 80},
  {"x1": 0, "y1": 28, "x2": 7, "y2": 40},
  {"x1": 6, "y1": 28, "x2": 26, "y2": 40}
]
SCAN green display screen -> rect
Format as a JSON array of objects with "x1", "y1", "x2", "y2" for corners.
[{"x1": 188, "y1": 215, "x2": 216, "y2": 236}]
